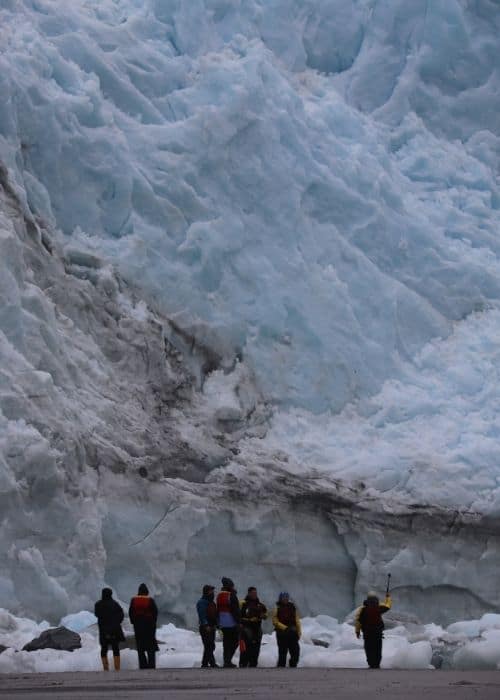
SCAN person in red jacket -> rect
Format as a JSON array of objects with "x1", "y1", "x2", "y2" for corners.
[
  {"x1": 272, "y1": 592, "x2": 301, "y2": 668},
  {"x1": 355, "y1": 591, "x2": 392, "y2": 669},
  {"x1": 129, "y1": 583, "x2": 158, "y2": 669},
  {"x1": 216, "y1": 576, "x2": 241, "y2": 668}
]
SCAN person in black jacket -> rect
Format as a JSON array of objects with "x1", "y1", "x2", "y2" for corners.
[
  {"x1": 94, "y1": 588, "x2": 125, "y2": 671},
  {"x1": 239, "y1": 587, "x2": 267, "y2": 667},
  {"x1": 129, "y1": 583, "x2": 159, "y2": 669}
]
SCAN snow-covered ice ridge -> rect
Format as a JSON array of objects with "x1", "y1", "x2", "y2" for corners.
[
  {"x1": 3, "y1": 608, "x2": 500, "y2": 673},
  {"x1": 1, "y1": 1, "x2": 500, "y2": 625}
]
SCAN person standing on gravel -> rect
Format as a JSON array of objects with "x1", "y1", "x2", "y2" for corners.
[
  {"x1": 94, "y1": 587, "x2": 125, "y2": 671},
  {"x1": 216, "y1": 576, "x2": 241, "y2": 668},
  {"x1": 272, "y1": 592, "x2": 301, "y2": 668},
  {"x1": 239, "y1": 586, "x2": 267, "y2": 668},
  {"x1": 355, "y1": 590, "x2": 392, "y2": 669},
  {"x1": 197, "y1": 584, "x2": 219, "y2": 668},
  {"x1": 129, "y1": 583, "x2": 159, "y2": 669}
]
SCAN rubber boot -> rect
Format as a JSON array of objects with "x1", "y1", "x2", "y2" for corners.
[
  {"x1": 101, "y1": 655, "x2": 109, "y2": 671},
  {"x1": 113, "y1": 655, "x2": 121, "y2": 671}
]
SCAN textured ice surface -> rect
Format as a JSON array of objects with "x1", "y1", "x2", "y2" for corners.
[
  {"x1": 1, "y1": 0, "x2": 499, "y2": 413},
  {"x1": 1, "y1": 0, "x2": 500, "y2": 627}
]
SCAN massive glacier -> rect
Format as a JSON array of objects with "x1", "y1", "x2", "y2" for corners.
[{"x1": 0, "y1": 0, "x2": 500, "y2": 628}]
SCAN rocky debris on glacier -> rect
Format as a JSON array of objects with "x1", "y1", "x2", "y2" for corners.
[
  {"x1": 0, "y1": 162, "x2": 266, "y2": 622},
  {"x1": 1, "y1": 154, "x2": 500, "y2": 626}
]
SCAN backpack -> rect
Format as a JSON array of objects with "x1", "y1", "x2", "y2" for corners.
[
  {"x1": 277, "y1": 602, "x2": 296, "y2": 627},
  {"x1": 216, "y1": 590, "x2": 232, "y2": 614},
  {"x1": 361, "y1": 600, "x2": 383, "y2": 632},
  {"x1": 206, "y1": 600, "x2": 217, "y2": 625}
]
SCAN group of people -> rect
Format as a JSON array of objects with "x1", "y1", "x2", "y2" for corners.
[
  {"x1": 94, "y1": 578, "x2": 392, "y2": 671},
  {"x1": 196, "y1": 577, "x2": 301, "y2": 668},
  {"x1": 94, "y1": 583, "x2": 158, "y2": 671}
]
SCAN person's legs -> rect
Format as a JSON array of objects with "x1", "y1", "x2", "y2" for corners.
[
  {"x1": 100, "y1": 642, "x2": 110, "y2": 671},
  {"x1": 111, "y1": 641, "x2": 120, "y2": 670},
  {"x1": 200, "y1": 626, "x2": 217, "y2": 667},
  {"x1": 200, "y1": 627, "x2": 210, "y2": 667},
  {"x1": 221, "y1": 628, "x2": 231, "y2": 666},
  {"x1": 137, "y1": 648, "x2": 148, "y2": 669},
  {"x1": 229, "y1": 627, "x2": 239, "y2": 662},
  {"x1": 373, "y1": 634, "x2": 383, "y2": 668},
  {"x1": 248, "y1": 630, "x2": 262, "y2": 667},
  {"x1": 147, "y1": 650, "x2": 156, "y2": 669},
  {"x1": 364, "y1": 635, "x2": 379, "y2": 668},
  {"x1": 288, "y1": 632, "x2": 300, "y2": 668},
  {"x1": 239, "y1": 628, "x2": 249, "y2": 667},
  {"x1": 239, "y1": 647, "x2": 249, "y2": 667},
  {"x1": 276, "y1": 632, "x2": 288, "y2": 667},
  {"x1": 207, "y1": 626, "x2": 217, "y2": 667},
  {"x1": 222, "y1": 627, "x2": 238, "y2": 667}
]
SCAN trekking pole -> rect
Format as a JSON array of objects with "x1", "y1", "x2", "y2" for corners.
[{"x1": 385, "y1": 573, "x2": 391, "y2": 597}]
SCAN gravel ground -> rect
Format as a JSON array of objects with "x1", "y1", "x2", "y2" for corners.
[{"x1": 0, "y1": 668, "x2": 499, "y2": 699}]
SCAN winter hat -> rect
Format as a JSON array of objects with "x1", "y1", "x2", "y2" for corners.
[
  {"x1": 367, "y1": 591, "x2": 378, "y2": 599},
  {"x1": 138, "y1": 583, "x2": 149, "y2": 595},
  {"x1": 101, "y1": 587, "x2": 113, "y2": 600},
  {"x1": 221, "y1": 577, "x2": 234, "y2": 588},
  {"x1": 203, "y1": 584, "x2": 215, "y2": 595},
  {"x1": 278, "y1": 591, "x2": 290, "y2": 602}
]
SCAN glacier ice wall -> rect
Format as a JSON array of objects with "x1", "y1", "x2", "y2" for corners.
[{"x1": 1, "y1": 0, "x2": 500, "y2": 626}]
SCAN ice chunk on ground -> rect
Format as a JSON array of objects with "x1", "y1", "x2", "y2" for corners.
[{"x1": 60, "y1": 612, "x2": 97, "y2": 634}]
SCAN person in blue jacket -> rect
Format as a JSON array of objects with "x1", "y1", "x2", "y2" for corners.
[{"x1": 196, "y1": 584, "x2": 219, "y2": 668}]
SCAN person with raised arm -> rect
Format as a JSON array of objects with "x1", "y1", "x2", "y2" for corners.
[{"x1": 355, "y1": 577, "x2": 392, "y2": 669}]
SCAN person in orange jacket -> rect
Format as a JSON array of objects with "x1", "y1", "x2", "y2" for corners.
[
  {"x1": 272, "y1": 592, "x2": 301, "y2": 668},
  {"x1": 129, "y1": 583, "x2": 159, "y2": 669},
  {"x1": 354, "y1": 591, "x2": 392, "y2": 669},
  {"x1": 216, "y1": 577, "x2": 241, "y2": 668}
]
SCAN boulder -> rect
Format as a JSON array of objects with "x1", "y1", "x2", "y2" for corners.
[
  {"x1": 22, "y1": 626, "x2": 81, "y2": 652},
  {"x1": 121, "y1": 634, "x2": 137, "y2": 650},
  {"x1": 0, "y1": 644, "x2": 7, "y2": 654},
  {"x1": 311, "y1": 638, "x2": 330, "y2": 648}
]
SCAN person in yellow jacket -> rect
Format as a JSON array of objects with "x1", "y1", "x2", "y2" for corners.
[
  {"x1": 354, "y1": 591, "x2": 392, "y2": 669},
  {"x1": 272, "y1": 592, "x2": 302, "y2": 667}
]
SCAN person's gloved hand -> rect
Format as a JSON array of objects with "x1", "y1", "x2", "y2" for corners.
[{"x1": 356, "y1": 631, "x2": 360, "y2": 639}]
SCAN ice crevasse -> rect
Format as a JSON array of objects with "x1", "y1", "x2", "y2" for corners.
[{"x1": 0, "y1": 0, "x2": 500, "y2": 627}]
